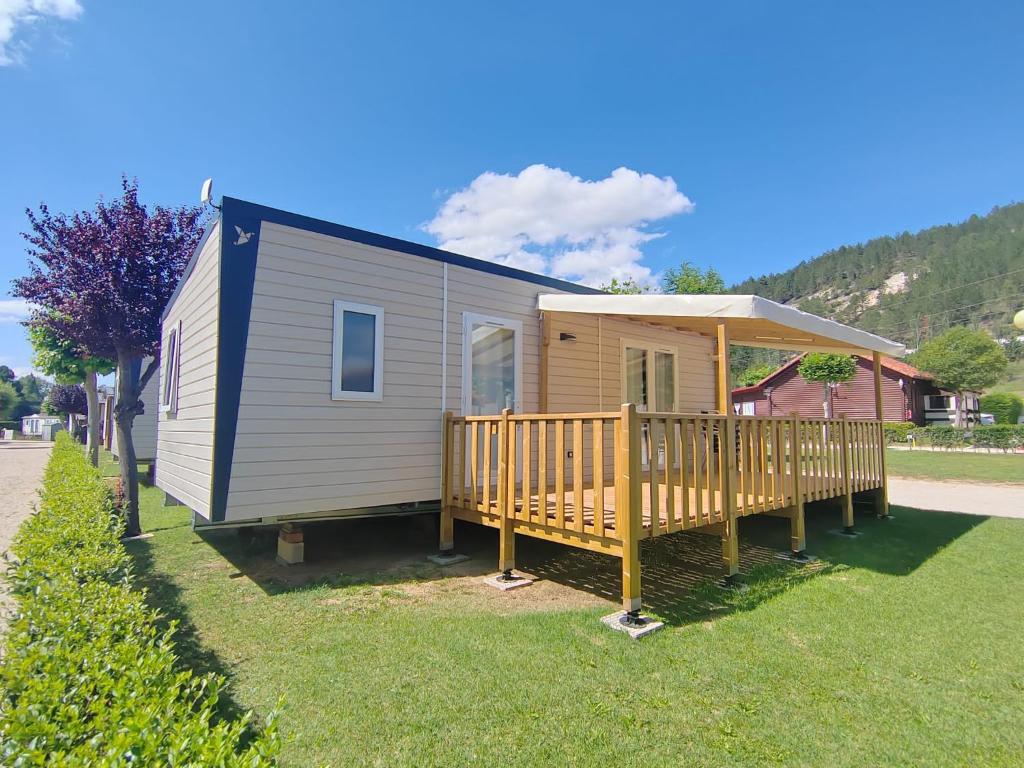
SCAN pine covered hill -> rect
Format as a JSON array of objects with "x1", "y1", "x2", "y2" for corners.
[{"x1": 730, "y1": 202, "x2": 1024, "y2": 348}]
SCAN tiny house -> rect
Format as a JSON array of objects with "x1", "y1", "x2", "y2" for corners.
[
  {"x1": 156, "y1": 196, "x2": 904, "y2": 615},
  {"x1": 21, "y1": 414, "x2": 62, "y2": 437}
]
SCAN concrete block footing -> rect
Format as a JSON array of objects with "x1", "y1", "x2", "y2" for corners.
[
  {"x1": 715, "y1": 576, "x2": 749, "y2": 592},
  {"x1": 600, "y1": 611, "x2": 665, "y2": 639},
  {"x1": 427, "y1": 552, "x2": 470, "y2": 567},
  {"x1": 482, "y1": 572, "x2": 534, "y2": 591},
  {"x1": 775, "y1": 551, "x2": 818, "y2": 564},
  {"x1": 829, "y1": 528, "x2": 863, "y2": 538},
  {"x1": 276, "y1": 522, "x2": 305, "y2": 565}
]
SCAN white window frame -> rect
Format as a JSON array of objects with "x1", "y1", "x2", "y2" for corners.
[
  {"x1": 461, "y1": 312, "x2": 523, "y2": 415},
  {"x1": 160, "y1": 320, "x2": 182, "y2": 415},
  {"x1": 332, "y1": 300, "x2": 384, "y2": 402}
]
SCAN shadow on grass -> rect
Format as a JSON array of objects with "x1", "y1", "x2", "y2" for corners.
[
  {"x1": 123, "y1": 535, "x2": 268, "y2": 739},
  {"x1": 189, "y1": 495, "x2": 989, "y2": 628}
]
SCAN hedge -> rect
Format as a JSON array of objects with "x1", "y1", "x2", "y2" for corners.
[
  {"x1": 980, "y1": 392, "x2": 1024, "y2": 425},
  {"x1": 885, "y1": 422, "x2": 1024, "y2": 451},
  {"x1": 0, "y1": 434, "x2": 280, "y2": 766}
]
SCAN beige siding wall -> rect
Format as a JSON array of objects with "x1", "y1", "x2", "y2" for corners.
[
  {"x1": 225, "y1": 223, "x2": 446, "y2": 521},
  {"x1": 544, "y1": 311, "x2": 716, "y2": 413},
  {"x1": 111, "y1": 357, "x2": 158, "y2": 461},
  {"x1": 225, "y1": 223, "x2": 569, "y2": 522},
  {"x1": 155, "y1": 222, "x2": 221, "y2": 517}
]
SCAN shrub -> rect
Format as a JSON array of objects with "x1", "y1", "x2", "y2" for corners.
[
  {"x1": 906, "y1": 424, "x2": 1024, "y2": 452},
  {"x1": 980, "y1": 392, "x2": 1024, "y2": 425},
  {"x1": 0, "y1": 434, "x2": 280, "y2": 765},
  {"x1": 883, "y1": 421, "x2": 917, "y2": 444}
]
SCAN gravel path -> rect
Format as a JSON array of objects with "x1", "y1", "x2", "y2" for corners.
[
  {"x1": 0, "y1": 440, "x2": 52, "y2": 636},
  {"x1": 889, "y1": 476, "x2": 1024, "y2": 518}
]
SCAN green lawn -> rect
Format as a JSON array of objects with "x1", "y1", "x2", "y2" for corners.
[
  {"x1": 124, "y1": 476, "x2": 1024, "y2": 767},
  {"x1": 988, "y1": 358, "x2": 1024, "y2": 398},
  {"x1": 887, "y1": 448, "x2": 1024, "y2": 484}
]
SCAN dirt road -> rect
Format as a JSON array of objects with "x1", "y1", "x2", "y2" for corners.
[
  {"x1": 0, "y1": 440, "x2": 52, "y2": 635},
  {"x1": 889, "y1": 476, "x2": 1024, "y2": 518}
]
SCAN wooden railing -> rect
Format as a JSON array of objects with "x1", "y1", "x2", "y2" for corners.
[{"x1": 441, "y1": 408, "x2": 885, "y2": 545}]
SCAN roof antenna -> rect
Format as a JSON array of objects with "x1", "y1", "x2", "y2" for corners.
[{"x1": 200, "y1": 178, "x2": 221, "y2": 211}]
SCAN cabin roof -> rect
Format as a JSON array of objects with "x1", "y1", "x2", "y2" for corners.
[{"x1": 537, "y1": 294, "x2": 906, "y2": 356}]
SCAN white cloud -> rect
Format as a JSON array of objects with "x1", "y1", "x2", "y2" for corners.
[
  {"x1": 0, "y1": 0, "x2": 82, "y2": 66},
  {"x1": 425, "y1": 164, "x2": 693, "y2": 287},
  {"x1": 0, "y1": 298, "x2": 31, "y2": 324}
]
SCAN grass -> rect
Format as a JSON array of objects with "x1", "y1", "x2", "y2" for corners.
[
  {"x1": 887, "y1": 447, "x2": 1024, "y2": 484},
  {"x1": 988, "y1": 358, "x2": 1024, "y2": 398},
  {"x1": 120, "y1": 464, "x2": 1024, "y2": 768}
]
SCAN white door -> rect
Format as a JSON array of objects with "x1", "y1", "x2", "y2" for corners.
[{"x1": 462, "y1": 313, "x2": 523, "y2": 415}]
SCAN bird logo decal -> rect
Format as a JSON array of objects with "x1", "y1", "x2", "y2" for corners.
[{"x1": 234, "y1": 225, "x2": 254, "y2": 246}]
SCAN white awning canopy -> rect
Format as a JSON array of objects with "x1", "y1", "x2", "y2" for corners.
[{"x1": 537, "y1": 293, "x2": 906, "y2": 356}]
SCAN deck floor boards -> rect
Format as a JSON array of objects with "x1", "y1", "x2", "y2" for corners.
[{"x1": 454, "y1": 468, "x2": 863, "y2": 537}]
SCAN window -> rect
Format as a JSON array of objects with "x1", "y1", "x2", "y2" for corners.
[
  {"x1": 332, "y1": 300, "x2": 384, "y2": 401},
  {"x1": 160, "y1": 320, "x2": 181, "y2": 414},
  {"x1": 926, "y1": 395, "x2": 950, "y2": 411}
]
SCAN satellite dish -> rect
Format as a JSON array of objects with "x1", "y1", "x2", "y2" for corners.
[{"x1": 200, "y1": 178, "x2": 214, "y2": 206}]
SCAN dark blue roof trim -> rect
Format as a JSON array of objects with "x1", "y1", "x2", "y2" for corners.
[
  {"x1": 209, "y1": 198, "x2": 262, "y2": 523},
  {"x1": 221, "y1": 196, "x2": 603, "y2": 296},
  {"x1": 161, "y1": 216, "x2": 221, "y2": 322}
]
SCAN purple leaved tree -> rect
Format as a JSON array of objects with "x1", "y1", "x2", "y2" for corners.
[
  {"x1": 45, "y1": 383, "x2": 88, "y2": 419},
  {"x1": 13, "y1": 178, "x2": 205, "y2": 536}
]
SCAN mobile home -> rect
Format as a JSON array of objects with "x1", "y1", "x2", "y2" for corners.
[
  {"x1": 111, "y1": 357, "x2": 159, "y2": 462},
  {"x1": 156, "y1": 197, "x2": 904, "y2": 616}
]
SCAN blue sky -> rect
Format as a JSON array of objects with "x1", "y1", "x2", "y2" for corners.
[{"x1": 2, "y1": 1, "x2": 1023, "y2": 373}]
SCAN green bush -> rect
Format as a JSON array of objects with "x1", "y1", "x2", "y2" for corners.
[
  {"x1": 980, "y1": 392, "x2": 1024, "y2": 425},
  {"x1": 0, "y1": 434, "x2": 280, "y2": 766},
  {"x1": 883, "y1": 421, "x2": 917, "y2": 444},
  {"x1": 906, "y1": 424, "x2": 1024, "y2": 452}
]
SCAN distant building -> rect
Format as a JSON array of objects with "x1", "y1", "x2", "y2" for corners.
[
  {"x1": 732, "y1": 354, "x2": 980, "y2": 425},
  {"x1": 20, "y1": 413, "x2": 63, "y2": 437}
]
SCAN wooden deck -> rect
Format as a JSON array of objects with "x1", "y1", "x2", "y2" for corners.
[{"x1": 441, "y1": 407, "x2": 887, "y2": 611}]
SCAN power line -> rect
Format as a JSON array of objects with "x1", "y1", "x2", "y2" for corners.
[
  {"x1": 868, "y1": 290, "x2": 1024, "y2": 336},
  {"x1": 874, "y1": 265, "x2": 1024, "y2": 310}
]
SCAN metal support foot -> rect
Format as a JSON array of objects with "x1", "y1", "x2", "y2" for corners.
[
  {"x1": 619, "y1": 609, "x2": 648, "y2": 628},
  {"x1": 716, "y1": 573, "x2": 748, "y2": 591},
  {"x1": 776, "y1": 550, "x2": 818, "y2": 564}
]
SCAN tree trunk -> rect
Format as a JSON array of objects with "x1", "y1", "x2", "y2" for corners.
[
  {"x1": 822, "y1": 382, "x2": 831, "y2": 419},
  {"x1": 114, "y1": 354, "x2": 142, "y2": 537},
  {"x1": 84, "y1": 370, "x2": 100, "y2": 467}
]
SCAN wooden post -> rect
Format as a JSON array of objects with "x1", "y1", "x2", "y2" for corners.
[
  {"x1": 439, "y1": 411, "x2": 455, "y2": 553},
  {"x1": 722, "y1": 412, "x2": 740, "y2": 576},
  {"x1": 872, "y1": 352, "x2": 890, "y2": 518},
  {"x1": 497, "y1": 408, "x2": 515, "y2": 574},
  {"x1": 790, "y1": 412, "x2": 805, "y2": 543},
  {"x1": 716, "y1": 323, "x2": 733, "y2": 415},
  {"x1": 715, "y1": 323, "x2": 740, "y2": 577},
  {"x1": 840, "y1": 414, "x2": 854, "y2": 531},
  {"x1": 619, "y1": 403, "x2": 642, "y2": 613}
]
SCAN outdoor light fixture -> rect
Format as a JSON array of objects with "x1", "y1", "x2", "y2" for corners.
[{"x1": 559, "y1": 332, "x2": 577, "y2": 342}]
